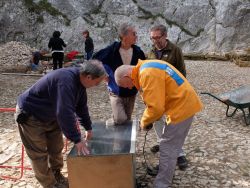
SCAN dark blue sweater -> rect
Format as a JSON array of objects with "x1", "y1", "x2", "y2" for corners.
[
  {"x1": 93, "y1": 41, "x2": 146, "y2": 97},
  {"x1": 17, "y1": 67, "x2": 92, "y2": 143}
]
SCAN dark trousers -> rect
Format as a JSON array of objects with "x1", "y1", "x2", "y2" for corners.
[
  {"x1": 52, "y1": 52, "x2": 64, "y2": 70},
  {"x1": 16, "y1": 106, "x2": 64, "y2": 188},
  {"x1": 86, "y1": 50, "x2": 93, "y2": 60}
]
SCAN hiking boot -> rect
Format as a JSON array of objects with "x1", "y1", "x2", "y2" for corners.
[
  {"x1": 52, "y1": 182, "x2": 67, "y2": 188},
  {"x1": 177, "y1": 156, "x2": 188, "y2": 170},
  {"x1": 147, "y1": 166, "x2": 158, "y2": 177},
  {"x1": 152, "y1": 156, "x2": 188, "y2": 172},
  {"x1": 150, "y1": 144, "x2": 159, "y2": 154},
  {"x1": 53, "y1": 170, "x2": 69, "y2": 188},
  {"x1": 153, "y1": 164, "x2": 159, "y2": 171}
]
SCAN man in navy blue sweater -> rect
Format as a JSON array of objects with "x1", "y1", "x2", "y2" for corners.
[{"x1": 15, "y1": 60, "x2": 106, "y2": 188}]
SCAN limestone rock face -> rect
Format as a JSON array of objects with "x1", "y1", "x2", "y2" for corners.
[{"x1": 0, "y1": 0, "x2": 249, "y2": 54}]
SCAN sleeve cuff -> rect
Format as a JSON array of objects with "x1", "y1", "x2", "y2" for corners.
[{"x1": 73, "y1": 138, "x2": 81, "y2": 144}]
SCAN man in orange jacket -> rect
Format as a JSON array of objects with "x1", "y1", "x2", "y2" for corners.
[{"x1": 114, "y1": 59, "x2": 203, "y2": 188}]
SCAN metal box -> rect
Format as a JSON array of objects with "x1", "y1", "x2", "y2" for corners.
[{"x1": 67, "y1": 121, "x2": 137, "y2": 188}]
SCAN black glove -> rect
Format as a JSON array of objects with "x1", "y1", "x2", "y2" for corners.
[
  {"x1": 16, "y1": 111, "x2": 30, "y2": 124},
  {"x1": 144, "y1": 123, "x2": 153, "y2": 131}
]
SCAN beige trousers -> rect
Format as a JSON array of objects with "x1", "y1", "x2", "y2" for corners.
[{"x1": 109, "y1": 93, "x2": 136, "y2": 124}]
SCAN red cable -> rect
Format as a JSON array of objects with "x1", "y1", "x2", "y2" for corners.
[
  {"x1": 0, "y1": 108, "x2": 15, "y2": 112},
  {"x1": 0, "y1": 108, "x2": 31, "y2": 181},
  {"x1": 0, "y1": 107, "x2": 69, "y2": 181},
  {"x1": 0, "y1": 145, "x2": 31, "y2": 181}
]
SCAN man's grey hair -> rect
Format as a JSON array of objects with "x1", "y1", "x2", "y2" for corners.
[
  {"x1": 150, "y1": 24, "x2": 168, "y2": 35},
  {"x1": 80, "y1": 59, "x2": 107, "y2": 79},
  {"x1": 118, "y1": 23, "x2": 134, "y2": 39}
]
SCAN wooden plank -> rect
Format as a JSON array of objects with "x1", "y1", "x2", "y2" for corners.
[{"x1": 67, "y1": 154, "x2": 135, "y2": 188}]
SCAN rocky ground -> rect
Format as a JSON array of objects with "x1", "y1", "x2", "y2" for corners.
[
  {"x1": 0, "y1": 42, "x2": 36, "y2": 73},
  {"x1": 0, "y1": 60, "x2": 250, "y2": 188}
]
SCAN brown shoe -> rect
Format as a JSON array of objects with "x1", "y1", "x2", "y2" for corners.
[
  {"x1": 53, "y1": 170, "x2": 69, "y2": 188},
  {"x1": 52, "y1": 182, "x2": 67, "y2": 188}
]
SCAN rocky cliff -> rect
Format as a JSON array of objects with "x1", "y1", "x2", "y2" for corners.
[{"x1": 0, "y1": 0, "x2": 249, "y2": 54}]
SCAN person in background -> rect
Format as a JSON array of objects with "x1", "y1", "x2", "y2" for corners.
[
  {"x1": 148, "y1": 24, "x2": 186, "y2": 76},
  {"x1": 148, "y1": 24, "x2": 188, "y2": 171},
  {"x1": 93, "y1": 23, "x2": 145, "y2": 126},
  {"x1": 82, "y1": 30, "x2": 94, "y2": 60},
  {"x1": 48, "y1": 31, "x2": 67, "y2": 70},
  {"x1": 114, "y1": 59, "x2": 203, "y2": 188},
  {"x1": 15, "y1": 60, "x2": 107, "y2": 188},
  {"x1": 30, "y1": 49, "x2": 48, "y2": 71}
]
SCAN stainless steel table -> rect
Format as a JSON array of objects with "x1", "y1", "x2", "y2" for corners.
[{"x1": 67, "y1": 120, "x2": 137, "y2": 188}]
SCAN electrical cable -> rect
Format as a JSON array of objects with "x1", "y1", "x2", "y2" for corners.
[
  {"x1": 136, "y1": 129, "x2": 157, "y2": 188},
  {"x1": 135, "y1": 110, "x2": 158, "y2": 188},
  {"x1": 136, "y1": 109, "x2": 200, "y2": 186},
  {"x1": 142, "y1": 129, "x2": 158, "y2": 177}
]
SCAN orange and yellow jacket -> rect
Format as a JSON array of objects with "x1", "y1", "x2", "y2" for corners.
[{"x1": 131, "y1": 59, "x2": 203, "y2": 129}]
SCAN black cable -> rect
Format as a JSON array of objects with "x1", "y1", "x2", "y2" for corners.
[
  {"x1": 135, "y1": 118, "x2": 158, "y2": 186},
  {"x1": 142, "y1": 129, "x2": 158, "y2": 177},
  {"x1": 136, "y1": 130, "x2": 154, "y2": 188},
  {"x1": 142, "y1": 129, "x2": 149, "y2": 165}
]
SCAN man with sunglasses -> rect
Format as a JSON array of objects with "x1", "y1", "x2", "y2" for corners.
[{"x1": 147, "y1": 24, "x2": 188, "y2": 171}]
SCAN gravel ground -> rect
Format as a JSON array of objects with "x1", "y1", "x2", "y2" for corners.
[{"x1": 0, "y1": 60, "x2": 250, "y2": 188}]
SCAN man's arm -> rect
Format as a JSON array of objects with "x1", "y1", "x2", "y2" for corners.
[
  {"x1": 75, "y1": 89, "x2": 92, "y2": 131},
  {"x1": 54, "y1": 83, "x2": 82, "y2": 144},
  {"x1": 48, "y1": 39, "x2": 52, "y2": 49},
  {"x1": 175, "y1": 47, "x2": 186, "y2": 77},
  {"x1": 92, "y1": 43, "x2": 115, "y2": 66},
  {"x1": 139, "y1": 73, "x2": 165, "y2": 129},
  {"x1": 139, "y1": 49, "x2": 146, "y2": 60},
  {"x1": 60, "y1": 38, "x2": 67, "y2": 48}
]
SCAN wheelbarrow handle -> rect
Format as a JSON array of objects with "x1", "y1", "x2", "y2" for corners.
[{"x1": 201, "y1": 92, "x2": 228, "y2": 105}]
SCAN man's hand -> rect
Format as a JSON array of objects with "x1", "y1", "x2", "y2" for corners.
[
  {"x1": 75, "y1": 140, "x2": 90, "y2": 156},
  {"x1": 140, "y1": 122, "x2": 153, "y2": 131},
  {"x1": 85, "y1": 130, "x2": 93, "y2": 140}
]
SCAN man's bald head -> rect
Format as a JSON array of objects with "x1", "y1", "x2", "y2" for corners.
[{"x1": 115, "y1": 65, "x2": 134, "y2": 89}]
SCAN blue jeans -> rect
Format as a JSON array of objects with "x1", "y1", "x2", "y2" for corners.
[
  {"x1": 86, "y1": 50, "x2": 93, "y2": 60},
  {"x1": 31, "y1": 63, "x2": 39, "y2": 71}
]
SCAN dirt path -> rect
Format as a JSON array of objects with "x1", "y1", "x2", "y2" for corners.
[{"x1": 0, "y1": 60, "x2": 250, "y2": 187}]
